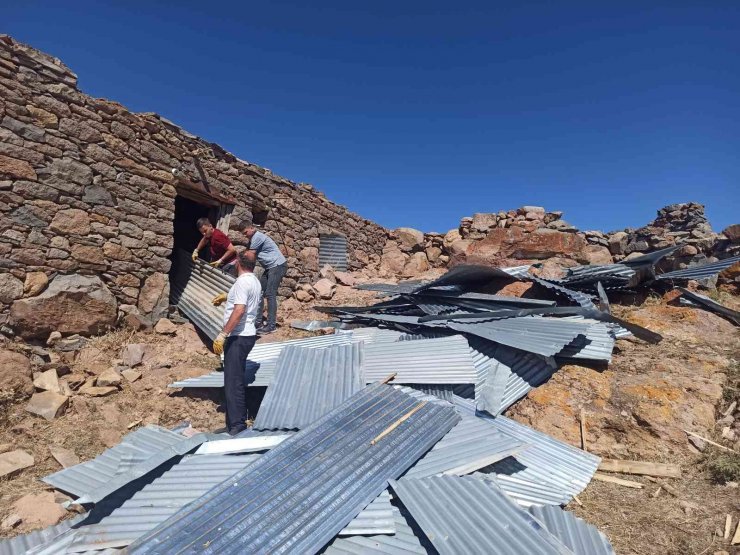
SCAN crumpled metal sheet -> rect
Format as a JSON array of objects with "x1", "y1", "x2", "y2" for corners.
[
  {"x1": 529, "y1": 505, "x2": 616, "y2": 555},
  {"x1": 678, "y1": 287, "x2": 740, "y2": 326},
  {"x1": 390, "y1": 475, "x2": 573, "y2": 555},
  {"x1": 253, "y1": 343, "x2": 365, "y2": 430},
  {"x1": 128, "y1": 383, "x2": 459, "y2": 555},
  {"x1": 656, "y1": 254, "x2": 740, "y2": 281}
]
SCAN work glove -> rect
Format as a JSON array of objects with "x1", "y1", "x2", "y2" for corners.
[
  {"x1": 191, "y1": 249, "x2": 199, "y2": 262},
  {"x1": 213, "y1": 332, "x2": 227, "y2": 356},
  {"x1": 209, "y1": 260, "x2": 223, "y2": 267},
  {"x1": 211, "y1": 292, "x2": 227, "y2": 306}
]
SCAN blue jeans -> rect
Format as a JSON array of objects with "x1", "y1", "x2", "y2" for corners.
[{"x1": 257, "y1": 262, "x2": 287, "y2": 328}]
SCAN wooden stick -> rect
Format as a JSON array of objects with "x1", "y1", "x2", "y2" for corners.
[
  {"x1": 651, "y1": 487, "x2": 662, "y2": 498},
  {"x1": 724, "y1": 514, "x2": 732, "y2": 540},
  {"x1": 592, "y1": 472, "x2": 643, "y2": 489},
  {"x1": 598, "y1": 459, "x2": 681, "y2": 478},
  {"x1": 723, "y1": 401, "x2": 737, "y2": 418},
  {"x1": 572, "y1": 495, "x2": 583, "y2": 507},
  {"x1": 371, "y1": 402, "x2": 427, "y2": 446},
  {"x1": 380, "y1": 373, "x2": 397, "y2": 384},
  {"x1": 684, "y1": 430, "x2": 739, "y2": 454},
  {"x1": 657, "y1": 481, "x2": 679, "y2": 497},
  {"x1": 580, "y1": 409, "x2": 587, "y2": 452},
  {"x1": 732, "y1": 519, "x2": 740, "y2": 545}
]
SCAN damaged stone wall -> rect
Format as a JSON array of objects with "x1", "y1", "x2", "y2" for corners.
[{"x1": 0, "y1": 36, "x2": 387, "y2": 336}]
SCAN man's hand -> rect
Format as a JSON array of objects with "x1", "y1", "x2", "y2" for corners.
[
  {"x1": 213, "y1": 332, "x2": 227, "y2": 355},
  {"x1": 191, "y1": 249, "x2": 199, "y2": 262},
  {"x1": 209, "y1": 260, "x2": 223, "y2": 267},
  {"x1": 211, "y1": 292, "x2": 227, "y2": 306}
]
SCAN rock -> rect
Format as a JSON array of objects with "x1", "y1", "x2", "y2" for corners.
[
  {"x1": 0, "y1": 449, "x2": 34, "y2": 478},
  {"x1": 394, "y1": 228, "x2": 425, "y2": 251},
  {"x1": 467, "y1": 227, "x2": 587, "y2": 263},
  {"x1": 688, "y1": 435, "x2": 706, "y2": 452},
  {"x1": 519, "y1": 206, "x2": 545, "y2": 215},
  {"x1": 379, "y1": 244, "x2": 407, "y2": 275},
  {"x1": 313, "y1": 278, "x2": 336, "y2": 300},
  {"x1": 402, "y1": 252, "x2": 430, "y2": 277},
  {"x1": 11, "y1": 492, "x2": 67, "y2": 528},
  {"x1": 10, "y1": 275, "x2": 118, "y2": 339},
  {"x1": 0, "y1": 348, "x2": 33, "y2": 404},
  {"x1": 677, "y1": 244, "x2": 698, "y2": 257},
  {"x1": 49, "y1": 446, "x2": 80, "y2": 468},
  {"x1": 425, "y1": 246, "x2": 443, "y2": 264},
  {"x1": 471, "y1": 213, "x2": 498, "y2": 233},
  {"x1": 295, "y1": 289, "x2": 313, "y2": 303},
  {"x1": 49, "y1": 208, "x2": 91, "y2": 235},
  {"x1": 0, "y1": 444, "x2": 13, "y2": 454},
  {"x1": 47, "y1": 330, "x2": 62, "y2": 346},
  {"x1": 0, "y1": 154, "x2": 37, "y2": 180},
  {"x1": 623, "y1": 252, "x2": 646, "y2": 262},
  {"x1": 123, "y1": 311, "x2": 152, "y2": 331},
  {"x1": 449, "y1": 239, "x2": 471, "y2": 257},
  {"x1": 80, "y1": 386, "x2": 118, "y2": 397},
  {"x1": 546, "y1": 220, "x2": 578, "y2": 232},
  {"x1": 443, "y1": 229, "x2": 462, "y2": 248},
  {"x1": 679, "y1": 500, "x2": 700, "y2": 515},
  {"x1": 138, "y1": 273, "x2": 169, "y2": 320},
  {"x1": 722, "y1": 224, "x2": 740, "y2": 243},
  {"x1": 25, "y1": 391, "x2": 69, "y2": 420},
  {"x1": 721, "y1": 426, "x2": 736, "y2": 441},
  {"x1": 608, "y1": 231, "x2": 628, "y2": 255},
  {"x1": 1, "y1": 514, "x2": 21, "y2": 531},
  {"x1": 154, "y1": 318, "x2": 178, "y2": 335},
  {"x1": 580, "y1": 245, "x2": 613, "y2": 265},
  {"x1": 0, "y1": 273, "x2": 24, "y2": 304},
  {"x1": 333, "y1": 271, "x2": 356, "y2": 286},
  {"x1": 22, "y1": 271, "x2": 49, "y2": 297},
  {"x1": 33, "y1": 368, "x2": 60, "y2": 393},
  {"x1": 96, "y1": 368, "x2": 122, "y2": 387},
  {"x1": 498, "y1": 281, "x2": 534, "y2": 297},
  {"x1": 319, "y1": 265, "x2": 336, "y2": 283},
  {"x1": 121, "y1": 343, "x2": 146, "y2": 367},
  {"x1": 121, "y1": 369, "x2": 142, "y2": 383}
]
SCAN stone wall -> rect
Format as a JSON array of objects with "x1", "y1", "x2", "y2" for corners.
[{"x1": 0, "y1": 35, "x2": 388, "y2": 333}]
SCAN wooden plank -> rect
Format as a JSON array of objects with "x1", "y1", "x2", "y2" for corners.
[
  {"x1": 599, "y1": 459, "x2": 681, "y2": 478},
  {"x1": 724, "y1": 514, "x2": 733, "y2": 540},
  {"x1": 733, "y1": 519, "x2": 740, "y2": 545},
  {"x1": 593, "y1": 472, "x2": 643, "y2": 489}
]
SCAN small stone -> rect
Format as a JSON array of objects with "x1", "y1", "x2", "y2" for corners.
[
  {"x1": 679, "y1": 500, "x2": 701, "y2": 515},
  {"x1": 319, "y1": 265, "x2": 336, "y2": 283},
  {"x1": 33, "y1": 368, "x2": 60, "y2": 393},
  {"x1": 121, "y1": 343, "x2": 146, "y2": 367},
  {"x1": 154, "y1": 318, "x2": 178, "y2": 335},
  {"x1": 49, "y1": 446, "x2": 80, "y2": 468},
  {"x1": 0, "y1": 443, "x2": 14, "y2": 454},
  {"x1": 11, "y1": 492, "x2": 67, "y2": 528},
  {"x1": 121, "y1": 369, "x2": 142, "y2": 383},
  {"x1": 717, "y1": 415, "x2": 734, "y2": 427},
  {"x1": 23, "y1": 271, "x2": 49, "y2": 297},
  {"x1": 312, "y1": 278, "x2": 336, "y2": 300},
  {"x1": 0, "y1": 273, "x2": 24, "y2": 304},
  {"x1": 124, "y1": 312, "x2": 152, "y2": 331},
  {"x1": 295, "y1": 289, "x2": 312, "y2": 302},
  {"x1": 721, "y1": 426, "x2": 736, "y2": 441},
  {"x1": 48, "y1": 208, "x2": 91, "y2": 236},
  {"x1": 25, "y1": 391, "x2": 69, "y2": 420},
  {"x1": 688, "y1": 435, "x2": 706, "y2": 452},
  {"x1": 333, "y1": 271, "x2": 356, "y2": 287},
  {"x1": 96, "y1": 367, "x2": 122, "y2": 387},
  {"x1": 80, "y1": 386, "x2": 118, "y2": 397},
  {"x1": 0, "y1": 449, "x2": 34, "y2": 478},
  {"x1": 47, "y1": 330, "x2": 62, "y2": 346},
  {"x1": 1, "y1": 514, "x2": 21, "y2": 530}
]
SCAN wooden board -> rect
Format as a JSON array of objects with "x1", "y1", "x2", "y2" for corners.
[
  {"x1": 593, "y1": 472, "x2": 643, "y2": 489},
  {"x1": 599, "y1": 458, "x2": 681, "y2": 478}
]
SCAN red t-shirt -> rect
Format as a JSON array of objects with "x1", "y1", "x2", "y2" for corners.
[{"x1": 208, "y1": 229, "x2": 236, "y2": 264}]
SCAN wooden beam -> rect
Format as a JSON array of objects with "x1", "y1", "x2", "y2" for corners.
[
  {"x1": 732, "y1": 519, "x2": 740, "y2": 545},
  {"x1": 592, "y1": 472, "x2": 643, "y2": 489},
  {"x1": 724, "y1": 515, "x2": 733, "y2": 540},
  {"x1": 598, "y1": 459, "x2": 681, "y2": 478}
]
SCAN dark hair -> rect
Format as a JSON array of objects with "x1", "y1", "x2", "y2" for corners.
[
  {"x1": 237, "y1": 249, "x2": 257, "y2": 271},
  {"x1": 196, "y1": 217, "x2": 212, "y2": 230}
]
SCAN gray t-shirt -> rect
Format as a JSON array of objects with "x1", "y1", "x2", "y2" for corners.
[{"x1": 249, "y1": 231, "x2": 286, "y2": 269}]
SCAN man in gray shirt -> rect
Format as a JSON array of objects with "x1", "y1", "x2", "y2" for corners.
[{"x1": 244, "y1": 224, "x2": 288, "y2": 334}]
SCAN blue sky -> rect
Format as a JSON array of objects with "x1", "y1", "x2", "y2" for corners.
[{"x1": 4, "y1": 1, "x2": 739, "y2": 233}]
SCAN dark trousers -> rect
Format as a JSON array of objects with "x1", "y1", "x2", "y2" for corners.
[
  {"x1": 223, "y1": 334, "x2": 257, "y2": 434},
  {"x1": 257, "y1": 262, "x2": 287, "y2": 328}
]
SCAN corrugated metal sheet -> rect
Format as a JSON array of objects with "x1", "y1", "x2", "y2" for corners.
[
  {"x1": 678, "y1": 287, "x2": 740, "y2": 326},
  {"x1": 475, "y1": 472, "x2": 571, "y2": 508},
  {"x1": 406, "y1": 384, "x2": 456, "y2": 402},
  {"x1": 128, "y1": 383, "x2": 460, "y2": 554},
  {"x1": 419, "y1": 291, "x2": 556, "y2": 307},
  {"x1": 339, "y1": 491, "x2": 395, "y2": 536},
  {"x1": 253, "y1": 343, "x2": 364, "y2": 430},
  {"x1": 390, "y1": 475, "x2": 572, "y2": 555},
  {"x1": 319, "y1": 234, "x2": 349, "y2": 271},
  {"x1": 448, "y1": 316, "x2": 591, "y2": 357},
  {"x1": 403, "y1": 414, "x2": 527, "y2": 479},
  {"x1": 170, "y1": 250, "x2": 235, "y2": 340},
  {"x1": 349, "y1": 327, "x2": 404, "y2": 343},
  {"x1": 248, "y1": 333, "x2": 359, "y2": 362},
  {"x1": 529, "y1": 277, "x2": 597, "y2": 309},
  {"x1": 42, "y1": 425, "x2": 197, "y2": 499},
  {"x1": 476, "y1": 355, "x2": 510, "y2": 415},
  {"x1": 553, "y1": 317, "x2": 615, "y2": 362},
  {"x1": 656, "y1": 255, "x2": 740, "y2": 281},
  {"x1": 412, "y1": 264, "x2": 530, "y2": 293},
  {"x1": 324, "y1": 506, "x2": 426, "y2": 555},
  {"x1": 529, "y1": 505, "x2": 615, "y2": 555},
  {"x1": 363, "y1": 335, "x2": 478, "y2": 384},
  {"x1": 0, "y1": 513, "x2": 88, "y2": 555},
  {"x1": 66, "y1": 454, "x2": 262, "y2": 552}
]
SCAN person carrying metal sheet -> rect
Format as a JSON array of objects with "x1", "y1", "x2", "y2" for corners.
[
  {"x1": 211, "y1": 249, "x2": 261, "y2": 435},
  {"x1": 192, "y1": 218, "x2": 238, "y2": 277},
  {"x1": 243, "y1": 224, "x2": 288, "y2": 335}
]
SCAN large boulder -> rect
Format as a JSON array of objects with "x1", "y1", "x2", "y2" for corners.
[
  {"x1": 137, "y1": 272, "x2": 169, "y2": 321},
  {"x1": 402, "y1": 252, "x2": 430, "y2": 277},
  {"x1": 10, "y1": 275, "x2": 117, "y2": 339},
  {"x1": 580, "y1": 245, "x2": 614, "y2": 265},
  {"x1": 394, "y1": 228, "x2": 425, "y2": 252},
  {"x1": 466, "y1": 227, "x2": 586, "y2": 264},
  {"x1": 722, "y1": 224, "x2": 740, "y2": 243},
  {"x1": 0, "y1": 348, "x2": 33, "y2": 406},
  {"x1": 379, "y1": 242, "x2": 408, "y2": 275}
]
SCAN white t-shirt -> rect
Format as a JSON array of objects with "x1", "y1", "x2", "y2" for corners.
[{"x1": 222, "y1": 272, "x2": 261, "y2": 336}]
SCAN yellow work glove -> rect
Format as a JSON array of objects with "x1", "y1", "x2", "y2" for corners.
[
  {"x1": 191, "y1": 249, "x2": 199, "y2": 262},
  {"x1": 213, "y1": 332, "x2": 227, "y2": 355},
  {"x1": 209, "y1": 260, "x2": 223, "y2": 267},
  {"x1": 211, "y1": 292, "x2": 227, "y2": 306}
]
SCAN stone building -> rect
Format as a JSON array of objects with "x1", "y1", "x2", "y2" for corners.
[{"x1": 0, "y1": 36, "x2": 388, "y2": 337}]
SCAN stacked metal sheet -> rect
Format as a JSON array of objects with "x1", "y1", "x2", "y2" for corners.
[{"x1": 128, "y1": 383, "x2": 459, "y2": 554}]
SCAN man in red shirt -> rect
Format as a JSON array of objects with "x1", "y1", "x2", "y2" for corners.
[{"x1": 192, "y1": 218, "x2": 237, "y2": 276}]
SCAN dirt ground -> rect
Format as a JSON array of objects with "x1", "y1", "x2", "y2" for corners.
[{"x1": 0, "y1": 277, "x2": 738, "y2": 554}]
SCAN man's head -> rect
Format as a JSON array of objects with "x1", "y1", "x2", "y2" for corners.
[
  {"x1": 236, "y1": 249, "x2": 257, "y2": 273},
  {"x1": 196, "y1": 217, "x2": 214, "y2": 238},
  {"x1": 243, "y1": 224, "x2": 257, "y2": 240}
]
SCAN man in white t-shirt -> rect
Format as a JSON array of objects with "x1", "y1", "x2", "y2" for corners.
[{"x1": 212, "y1": 250, "x2": 262, "y2": 435}]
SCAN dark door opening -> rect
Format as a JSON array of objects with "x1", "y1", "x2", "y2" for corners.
[{"x1": 173, "y1": 195, "x2": 214, "y2": 256}]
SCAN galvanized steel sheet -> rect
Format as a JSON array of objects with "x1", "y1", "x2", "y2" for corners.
[
  {"x1": 529, "y1": 505, "x2": 615, "y2": 555},
  {"x1": 319, "y1": 234, "x2": 349, "y2": 271},
  {"x1": 324, "y1": 506, "x2": 426, "y2": 554}
]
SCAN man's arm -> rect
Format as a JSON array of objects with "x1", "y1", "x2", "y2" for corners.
[
  {"x1": 192, "y1": 236, "x2": 208, "y2": 261},
  {"x1": 213, "y1": 243, "x2": 236, "y2": 266}
]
